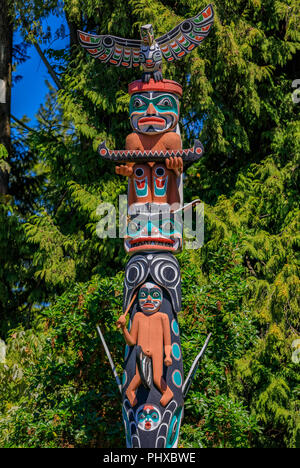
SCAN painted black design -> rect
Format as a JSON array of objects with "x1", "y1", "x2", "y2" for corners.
[{"x1": 123, "y1": 252, "x2": 181, "y2": 314}]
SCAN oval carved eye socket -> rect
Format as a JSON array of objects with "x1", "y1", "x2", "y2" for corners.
[
  {"x1": 155, "y1": 167, "x2": 165, "y2": 177},
  {"x1": 133, "y1": 98, "x2": 146, "y2": 108},
  {"x1": 152, "y1": 291, "x2": 160, "y2": 298},
  {"x1": 128, "y1": 222, "x2": 139, "y2": 233},
  {"x1": 135, "y1": 167, "x2": 144, "y2": 177},
  {"x1": 157, "y1": 97, "x2": 172, "y2": 107},
  {"x1": 162, "y1": 221, "x2": 174, "y2": 232},
  {"x1": 139, "y1": 289, "x2": 148, "y2": 299},
  {"x1": 152, "y1": 50, "x2": 162, "y2": 60}
]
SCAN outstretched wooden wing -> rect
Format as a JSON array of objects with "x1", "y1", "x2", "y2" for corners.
[
  {"x1": 156, "y1": 4, "x2": 214, "y2": 62},
  {"x1": 77, "y1": 30, "x2": 142, "y2": 68}
]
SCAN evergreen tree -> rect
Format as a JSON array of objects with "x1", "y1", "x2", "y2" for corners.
[
  {"x1": 0, "y1": 0, "x2": 13, "y2": 196},
  {"x1": 0, "y1": 0, "x2": 47, "y2": 336}
]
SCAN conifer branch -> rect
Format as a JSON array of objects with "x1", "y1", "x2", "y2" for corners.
[
  {"x1": 18, "y1": 12, "x2": 63, "y2": 90},
  {"x1": 11, "y1": 114, "x2": 37, "y2": 133},
  {"x1": 33, "y1": 41, "x2": 62, "y2": 90}
]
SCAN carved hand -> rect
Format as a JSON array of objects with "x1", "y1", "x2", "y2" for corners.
[
  {"x1": 115, "y1": 165, "x2": 133, "y2": 177},
  {"x1": 116, "y1": 314, "x2": 127, "y2": 329},
  {"x1": 164, "y1": 355, "x2": 172, "y2": 367},
  {"x1": 165, "y1": 156, "x2": 183, "y2": 176}
]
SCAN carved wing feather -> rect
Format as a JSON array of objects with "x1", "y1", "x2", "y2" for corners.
[
  {"x1": 77, "y1": 30, "x2": 142, "y2": 68},
  {"x1": 156, "y1": 4, "x2": 214, "y2": 63}
]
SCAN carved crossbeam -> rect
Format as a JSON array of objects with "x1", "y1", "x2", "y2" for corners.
[{"x1": 98, "y1": 139, "x2": 204, "y2": 164}]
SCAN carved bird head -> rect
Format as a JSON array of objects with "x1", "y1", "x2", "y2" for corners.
[{"x1": 140, "y1": 24, "x2": 154, "y2": 46}]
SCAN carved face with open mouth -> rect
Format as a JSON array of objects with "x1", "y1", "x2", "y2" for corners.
[
  {"x1": 136, "y1": 404, "x2": 161, "y2": 431},
  {"x1": 124, "y1": 212, "x2": 182, "y2": 254},
  {"x1": 129, "y1": 91, "x2": 180, "y2": 134}
]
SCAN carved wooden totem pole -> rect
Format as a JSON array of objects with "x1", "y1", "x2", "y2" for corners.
[{"x1": 78, "y1": 4, "x2": 214, "y2": 448}]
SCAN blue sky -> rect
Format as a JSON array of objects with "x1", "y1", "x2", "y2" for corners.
[{"x1": 12, "y1": 13, "x2": 69, "y2": 125}]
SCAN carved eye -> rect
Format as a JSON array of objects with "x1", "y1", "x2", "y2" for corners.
[
  {"x1": 149, "y1": 409, "x2": 159, "y2": 420},
  {"x1": 162, "y1": 221, "x2": 174, "y2": 232},
  {"x1": 133, "y1": 98, "x2": 146, "y2": 108},
  {"x1": 152, "y1": 50, "x2": 162, "y2": 60},
  {"x1": 135, "y1": 167, "x2": 144, "y2": 177},
  {"x1": 157, "y1": 97, "x2": 172, "y2": 107},
  {"x1": 155, "y1": 167, "x2": 165, "y2": 177},
  {"x1": 152, "y1": 291, "x2": 160, "y2": 298},
  {"x1": 128, "y1": 222, "x2": 140, "y2": 234}
]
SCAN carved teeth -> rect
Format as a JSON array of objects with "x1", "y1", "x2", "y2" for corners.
[{"x1": 131, "y1": 240, "x2": 174, "y2": 248}]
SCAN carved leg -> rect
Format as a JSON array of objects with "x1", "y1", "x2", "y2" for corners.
[
  {"x1": 152, "y1": 355, "x2": 173, "y2": 407},
  {"x1": 126, "y1": 365, "x2": 142, "y2": 407},
  {"x1": 142, "y1": 72, "x2": 151, "y2": 83},
  {"x1": 153, "y1": 69, "x2": 163, "y2": 82},
  {"x1": 159, "y1": 379, "x2": 173, "y2": 407}
]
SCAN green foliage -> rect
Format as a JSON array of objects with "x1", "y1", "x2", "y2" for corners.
[
  {"x1": 0, "y1": 276, "x2": 124, "y2": 448},
  {"x1": 0, "y1": 0, "x2": 299, "y2": 449},
  {"x1": 0, "y1": 144, "x2": 10, "y2": 174}
]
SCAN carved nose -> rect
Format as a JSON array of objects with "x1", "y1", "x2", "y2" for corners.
[
  {"x1": 146, "y1": 103, "x2": 156, "y2": 114},
  {"x1": 141, "y1": 224, "x2": 159, "y2": 236},
  {"x1": 150, "y1": 226, "x2": 159, "y2": 236}
]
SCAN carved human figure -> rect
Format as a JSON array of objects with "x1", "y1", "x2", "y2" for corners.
[
  {"x1": 117, "y1": 282, "x2": 173, "y2": 407},
  {"x1": 115, "y1": 80, "x2": 184, "y2": 210}
]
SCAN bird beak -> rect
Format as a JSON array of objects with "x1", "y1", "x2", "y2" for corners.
[{"x1": 147, "y1": 32, "x2": 154, "y2": 45}]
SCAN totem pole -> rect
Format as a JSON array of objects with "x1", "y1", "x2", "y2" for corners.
[{"x1": 78, "y1": 4, "x2": 214, "y2": 448}]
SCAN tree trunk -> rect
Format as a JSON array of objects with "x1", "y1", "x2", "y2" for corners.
[
  {"x1": 66, "y1": 14, "x2": 79, "y2": 49},
  {"x1": 65, "y1": 10, "x2": 82, "y2": 53},
  {"x1": 0, "y1": 0, "x2": 13, "y2": 195}
]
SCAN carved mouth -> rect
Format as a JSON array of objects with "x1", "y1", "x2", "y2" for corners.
[
  {"x1": 145, "y1": 422, "x2": 152, "y2": 430},
  {"x1": 142, "y1": 303, "x2": 155, "y2": 309},
  {"x1": 125, "y1": 236, "x2": 180, "y2": 253},
  {"x1": 131, "y1": 114, "x2": 175, "y2": 134},
  {"x1": 155, "y1": 178, "x2": 166, "y2": 188},
  {"x1": 146, "y1": 60, "x2": 154, "y2": 67},
  {"x1": 136, "y1": 179, "x2": 146, "y2": 189},
  {"x1": 138, "y1": 117, "x2": 165, "y2": 127},
  {"x1": 130, "y1": 237, "x2": 174, "y2": 247}
]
